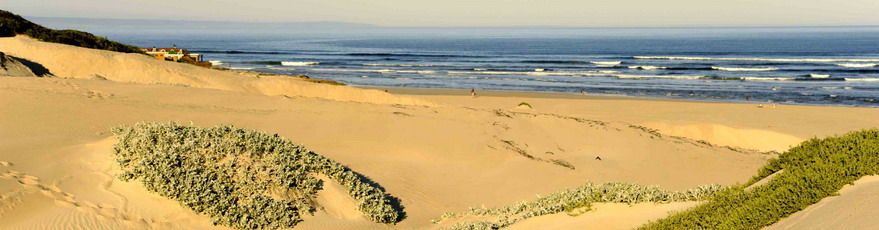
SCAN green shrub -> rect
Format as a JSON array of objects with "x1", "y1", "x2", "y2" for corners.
[
  {"x1": 111, "y1": 122, "x2": 404, "y2": 229},
  {"x1": 0, "y1": 10, "x2": 142, "y2": 53},
  {"x1": 640, "y1": 129, "x2": 879, "y2": 230},
  {"x1": 434, "y1": 182, "x2": 725, "y2": 230}
]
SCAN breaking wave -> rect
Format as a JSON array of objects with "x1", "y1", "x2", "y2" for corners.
[
  {"x1": 363, "y1": 63, "x2": 436, "y2": 67},
  {"x1": 521, "y1": 60, "x2": 592, "y2": 64},
  {"x1": 282, "y1": 61, "x2": 320, "y2": 66},
  {"x1": 616, "y1": 74, "x2": 703, "y2": 80},
  {"x1": 711, "y1": 66, "x2": 778, "y2": 72},
  {"x1": 628, "y1": 66, "x2": 667, "y2": 70},
  {"x1": 591, "y1": 61, "x2": 622, "y2": 65},
  {"x1": 635, "y1": 56, "x2": 879, "y2": 63},
  {"x1": 845, "y1": 78, "x2": 879, "y2": 82},
  {"x1": 347, "y1": 53, "x2": 478, "y2": 58},
  {"x1": 836, "y1": 63, "x2": 879, "y2": 68}
]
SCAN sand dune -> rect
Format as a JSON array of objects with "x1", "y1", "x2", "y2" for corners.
[
  {"x1": 0, "y1": 36, "x2": 431, "y2": 106},
  {"x1": 2, "y1": 38, "x2": 878, "y2": 229},
  {"x1": 0, "y1": 77, "x2": 769, "y2": 229},
  {"x1": 641, "y1": 123, "x2": 803, "y2": 152},
  {"x1": 767, "y1": 176, "x2": 879, "y2": 230}
]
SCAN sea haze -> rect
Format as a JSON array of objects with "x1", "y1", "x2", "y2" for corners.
[{"x1": 32, "y1": 17, "x2": 879, "y2": 106}]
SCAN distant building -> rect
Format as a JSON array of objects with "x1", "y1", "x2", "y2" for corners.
[{"x1": 141, "y1": 45, "x2": 212, "y2": 68}]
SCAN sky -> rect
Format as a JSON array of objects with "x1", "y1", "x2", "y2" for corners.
[{"x1": 3, "y1": 0, "x2": 879, "y2": 27}]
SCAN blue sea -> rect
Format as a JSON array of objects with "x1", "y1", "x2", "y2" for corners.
[{"x1": 95, "y1": 26, "x2": 879, "y2": 106}]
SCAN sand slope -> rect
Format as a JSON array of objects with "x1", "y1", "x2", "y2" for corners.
[
  {"x1": 395, "y1": 88, "x2": 879, "y2": 153},
  {"x1": 0, "y1": 77, "x2": 769, "y2": 229},
  {"x1": 0, "y1": 36, "x2": 430, "y2": 106},
  {"x1": 767, "y1": 176, "x2": 879, "y2": 230},
  {"x1": 1, "y1": 38, "x2": 877, "y2": 230}
]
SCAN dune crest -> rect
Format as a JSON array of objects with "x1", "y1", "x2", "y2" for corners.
[
  {"x1": 0, "y1": 35, "x2": 433, "y2": 106},
  {"x1": 642, "y1": 122, "x2": 803, "y2": 152}
]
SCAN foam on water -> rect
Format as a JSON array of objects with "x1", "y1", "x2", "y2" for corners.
[
  {"x1": 741, "y1": 77, "x2": 796, "y2": 81},
  {"x1": 845, "y1": 78, "x2": 879, "y2": 82},
  {"x1": 448, "y1": 70, "x2": 611, "y2": 77},
  {"x1": 635, "y1": 56, "x2": 879, "y2": 63},
  {"x1": 592, "y1": 61, "x2": 622, "y2": 65},
  {"x1": 836, "y1": 63, "x2": 879, "y2": 68},
  {"x1": 628, "y1": 66, "x2": 667, "y2": 70},
  {"x1": 596, "y1": 64, "x2": 619, "y2": 68},
  {"x1": 363, "y1": 63, "x2": 435, "y2": 67},
  {"x1": 711, "y1": 66, "x2": 778, "y2": 71},
  {"x1": 615, "y1": 74, "x2": 704, "y2": 80},
  {"x1": 281, "y1": 61, "x2": 320, "y2": 66}
]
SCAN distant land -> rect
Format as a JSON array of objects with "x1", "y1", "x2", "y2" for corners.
[
  {"x1": 25, "y1": 16, "x2": 379, "y2": 30},
  {"x1": 26, "y1": 16, "x2": 879, "y2": 31}
]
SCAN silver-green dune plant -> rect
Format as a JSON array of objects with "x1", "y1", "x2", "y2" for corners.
[
  {"x1": 111, "y1": 122, "x2": 403, "y2": 230},
  {"x1": 640, "y1": 129, "x2": 879, "y2": 230},
  {"x1": 434, "y1": 182, "x2": 724, "y2": 230}
]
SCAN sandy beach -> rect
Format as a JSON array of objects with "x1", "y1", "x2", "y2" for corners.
[{"x1": 2, "y1": 35, "x2": 879, "y2": 229}]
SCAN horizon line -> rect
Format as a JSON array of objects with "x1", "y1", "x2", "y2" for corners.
[{"x1": 27, "y1": 15, "x2": 879, "y2": 29}]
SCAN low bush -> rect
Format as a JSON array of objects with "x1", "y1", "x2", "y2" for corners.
[
  {"x1": 434, "y1": 182, "x2": 724, "y2": 230},
  {"x1": 0, "y1": 10, "x2": 142, "y2": 53},
  {"x1": 111, "y1": 122, "x2": 404, "y2": 229},
  {"x1": 640, "y1": 129, "x2": 879, "y2": 230}
]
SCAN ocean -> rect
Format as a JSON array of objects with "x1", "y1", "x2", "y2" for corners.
[{"x1": 92, "y1": 26, "x2": 879, "y2": 106}]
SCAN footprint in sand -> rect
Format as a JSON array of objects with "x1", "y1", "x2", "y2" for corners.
[
  {"x1": 17, "y1": 175, "x2": 41, "y2": 185},
  {"x1": 54, "y1": 199, "x2": 79, "y2": 208},
  {"x1": 0, "y1": 167, "x2": 161, "y2": 228}
]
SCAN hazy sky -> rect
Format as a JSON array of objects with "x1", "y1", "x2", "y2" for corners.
[{"x1": 3, "y1": 0, "x2": 879, "y2": 27}]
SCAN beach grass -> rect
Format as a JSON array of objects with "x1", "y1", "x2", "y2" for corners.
[
  {"x1": 640, "y1": 129, "x2": 879, "y2": 230},
  {"x1": 434, "y1": 182, "x2": 724, "y2": 229}
]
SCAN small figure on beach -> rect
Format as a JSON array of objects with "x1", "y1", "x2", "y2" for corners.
[
  {"x1": 580, "y1": 90, "x2": 587, "y2": 95},
  {"x1": 744, "y1": 95, "x2": 750, "y2": 102},
  {"x1": 384, "y1": 89, "x2": 388, "y2": 93},
  {"x1": 771, "y1": 100, "x2": 777, "y2": 108},
  {"x1": 471, "y1": 88, "x2": 477, "y2": 97}
]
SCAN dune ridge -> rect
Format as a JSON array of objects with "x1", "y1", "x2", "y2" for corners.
[{"x1": 0, "y1": 35, "x2": 432, "y2": 106}]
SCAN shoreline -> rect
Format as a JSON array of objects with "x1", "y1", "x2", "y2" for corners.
[{"x1": 356, "y1": 85, "x2": 871, "y2": 108}]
